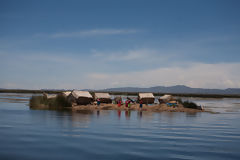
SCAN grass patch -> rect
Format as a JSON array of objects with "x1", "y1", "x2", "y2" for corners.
[{"x1": 29, "y1": 95, "x2": 71, "y2": 110}]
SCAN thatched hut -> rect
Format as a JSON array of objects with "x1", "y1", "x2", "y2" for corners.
[
  {"x1": 68, "y1": 90, "x2": 93, "y2": 105},
  {"x1": 138, "y1": 93, "x2": 155, "y2": 104},
  {"x1": 94, "y1": 93, "x2": 112, "y2": 103},
  {"x1": 159, "y1": 95, "x2": 173, "y2": 103}
]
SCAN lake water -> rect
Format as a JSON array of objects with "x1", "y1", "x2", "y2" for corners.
[{"x1": 0, "y1": 93, "x2": 240, "y2": 160}]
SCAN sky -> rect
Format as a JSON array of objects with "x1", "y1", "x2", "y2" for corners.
[{"x1": 0, "y1": 0, "x2": 240, "y2": 89}]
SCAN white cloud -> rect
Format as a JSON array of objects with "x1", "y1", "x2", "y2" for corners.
[
  {"x1": 36, "y1": 29, "x2": 139, "y2": 38},
  {"x1": 86, "y1": 63, "x2": 240, "y2": 89},
  {"x1": 119, "y1": 49, "x2": 151, "y2": 61},
  {"x1": 91, "y1": 48, "x2": 162, "y2": 62}
]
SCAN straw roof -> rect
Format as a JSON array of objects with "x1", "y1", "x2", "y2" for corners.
[
  {"x1": 159, "y1": 95, "x2": 172, "y2": 100},
  {"x1": 95, "y1": 93, "x2": 111, "y2": 99},
  {"x1": 139, "y1": 93, "x2": 154, "y2": 99},
  {"x1": 43, "y1": 93, "x2": 57, "y2": 99},
  {"x1": 71, "y1": 90, "x2": 93, "y2": 99},
  {"x1": 62, "y1": 91, "x2": 71, "y2": 97}
]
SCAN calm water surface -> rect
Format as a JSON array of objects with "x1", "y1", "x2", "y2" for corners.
[{"x1": 0, "y1": 93, "x2": 240, "y2": 160}]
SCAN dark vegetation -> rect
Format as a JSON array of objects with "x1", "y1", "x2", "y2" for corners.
[
  {"x1": 29, "y1": 95, "x2": 71, "y2": 110},
  {"x1": 177, "y1": 98, "x2": 201, "y2": 109},
  {"x1": 182, "y1": 101, "x2": 200, "y2": 109}
]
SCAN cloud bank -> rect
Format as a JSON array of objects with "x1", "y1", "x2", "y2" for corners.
[
  {"x1": 1, "y1": 48, "x2": 240, "y2": 90},
  {"x1": 86, "y1": 63, "x2": 240, "y2": 89}
]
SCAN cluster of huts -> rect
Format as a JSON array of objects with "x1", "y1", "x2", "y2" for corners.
[{"x1": 44, "y1": 90, "x2": 176, "y2": 106}]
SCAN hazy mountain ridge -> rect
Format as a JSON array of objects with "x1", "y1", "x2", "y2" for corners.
[
  {"x1": 99, "y1": 85, "x2": 240, "y2": 95},
  {"x1": 1, "y1": 85, "x2": 240, "y2": 95}
]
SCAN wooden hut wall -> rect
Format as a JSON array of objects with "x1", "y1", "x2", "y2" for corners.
[
  {"x1": 94, "y1": 93, "x2": 112, "y2": 104},
  {"x1": 99, "y1": 98, "x2": 112, "y2": 104},
  {"x1": 77, "y1": 97, "x2": 93, "y2": 105},
  {"x1": 140, "y1": 98, "x2": 155, "y2": 104},
  {"x1": 67, "y1": 94, "x2": 77, "y2": 103}
]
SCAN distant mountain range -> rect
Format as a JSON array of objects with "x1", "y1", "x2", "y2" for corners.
[
  {"x1": 98, "y1": 85, "x2": 240, "y2": 95},
  {"x1": 1, "y1": 85, "x2": 240, "y2": 95}
]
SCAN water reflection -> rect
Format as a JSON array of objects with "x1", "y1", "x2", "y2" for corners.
[
  {"x1": 185, "y1": 112, "x2": 198, "y2": 117},
  {"x1": 69, "y1": 111, "x2": 92, "y2": 128},
  {"x1": 125, "y1": 110, "x2": 131, "y2": 120},
  {"x1": 97, "y1": 110, "x2": 100, "y2": 117},
  {"x1": 137, "y1": 111, "x2": 143, "y2": 119},
  {"x1": 117, "y1": 110, "x2": 121, "y2": 119},
  {"x1": 139, "y1": 111, "x2": 154, "y2": 121},
  {"x1": 46, "y1": 110, "x2": 201, "y2": 129},
  {"x1": 76, "y1": 110, "x2": 94, "y2": 114}
]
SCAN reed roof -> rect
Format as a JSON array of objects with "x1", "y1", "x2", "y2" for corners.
[
  {"x1": 62, "y1": 91, "x2": 71, "y2": 97},
  {"x1": 71, "y1": 90, "x2": 93, "y2": 99},
  {"x1": 159, "y1": 95, "x2": 172, "y2": 100},
  {"x1": 95, "y1": 93, "x2": 111, "y2": 99},
  {"x1": 139, "y1": 93, "x2": 154, "y2": 99}
]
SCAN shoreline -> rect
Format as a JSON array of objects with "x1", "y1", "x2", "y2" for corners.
[
  {"x1": 70, "y1": 104, "x2": 204, "y2": 113},
  {"x1": 30, "y1": 103, "x2": 205, "y2": 113}
]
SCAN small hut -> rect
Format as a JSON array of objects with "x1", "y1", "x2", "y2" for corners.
[
  {"x1": 68, "y1": 90, "x2": 93, "y2": 105},
  {"x1": 159, "y1": 95, "x2": 173, "y2": 103},
  {"x1": 138, "y1": 93, "x2": 155, "y2": 104},
  {"x1": 94, "y1": 93, "x2": 112, "y2": 103}
]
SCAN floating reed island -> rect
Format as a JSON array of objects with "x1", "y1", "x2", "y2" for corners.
[{"x1": 29, "y1": 90, "x2": 204, "y2": 113}]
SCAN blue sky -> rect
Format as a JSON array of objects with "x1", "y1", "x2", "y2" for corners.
[{"x1": 1, "y1": 0, "x2": 240, "y2": 89}]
